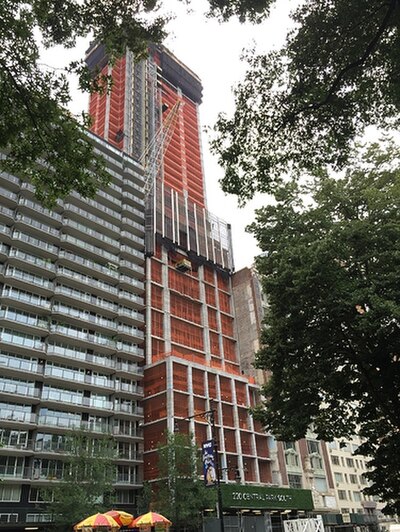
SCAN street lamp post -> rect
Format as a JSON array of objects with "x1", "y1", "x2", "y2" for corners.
[
  {"x1": 207, "y1": 404, "x2": 224, "y2": 532},
  {"x1": 183, "y1": 401, "x2": 224, "y2": 532}
]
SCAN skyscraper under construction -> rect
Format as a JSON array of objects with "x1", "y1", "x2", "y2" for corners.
[{"x1": 85, "y1": 43, "x2": 273, "y2": 486}]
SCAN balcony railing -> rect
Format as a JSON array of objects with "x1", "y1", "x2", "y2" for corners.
[
  {"x1": 8, "y1": 248, "x2": 56, "y2": 272},
  {"x1": 118, "y1": 275, "x2": 145, "y2": 291},
  {"x1": 12, "y1": 230, "x2": 59, "y2": 255},
  {"x1": 60, "y1": 234, "x2": 118, "y2": 262},
  {"x1": 65, "y1": 218, "x2": 119, "y2": 249},
  {"x1": 115, "y1": 362, "x2": 144, "y2": 375},
  {"x1": 116, "y1": 342, "x2": 144, "y2": 357},
  {"x1": 18, "y1": 197, "x2": 63, "y2": 221},
  {"x1": 0, "y1": 381, "x2": 40, "y2": 398},
  {"x1": 118, "y1": 307, "x2": 144, "y2": 323},
  {"x1": 38, "y1": 415, "x2": 82, "y2": 429},
  {"x1": 119, "y1": 259, "x2": 144, "y2": 275},
  {"x1": 64, "y1": 204, "x2": 120, "y2": 234},
  {"x1": 0, "y1": 355, "x2": 40, "y2": 373},
  {"x1": 119, "y1": 291, "x2": 144, "y2": 306},
  {"x1": 121, "y1": 217, "x2": 145, "y2": 234},
  {"x1": 0, "y1": 411, "x2": 36, "y2": 423},
  {"x1": 1, "y1": 287, "x2": 51, "y2": 309},
  {"x1": 15, "y1": 213, "x2": 60, "y2": 238},
  {"x1": 58, "y1": 250, "x2": 119, "y2": 279},
  {"x1": 115, "y1": 473, "x2": 141, "y2": 485}
]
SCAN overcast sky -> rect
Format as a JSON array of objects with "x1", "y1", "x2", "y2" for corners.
[
  {"x1": 161, "y1": 1, "x2": 294, "y2": 270},
  {"x1": 56, "y1": 1, "x2": 294, "y2": 270}
]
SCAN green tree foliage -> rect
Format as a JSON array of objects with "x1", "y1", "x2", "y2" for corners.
[
  {"x1": 250, "y1": 141, "x2": 400, "y2": 513},
  {"x1": 1, "y1": 0, "x2": 270, "y2": 207},
  {"x1": 137, "y1": 481, "x2": 153, "y2": 515},
  {"x1": 154, "y1": 431, "x2": 216, "y2": 531},
  {"x1": 44, "y1": 430, "x2": 116, "y2": 531},
  {"x1": 212, "y1": 0, "x2": 400, "y2": 201}
]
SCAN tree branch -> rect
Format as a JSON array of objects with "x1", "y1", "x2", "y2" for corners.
[
  {"x1": 309, "y1": 0, "x2": 398, "y2": 111},
  {"x1": 272, "y1": 0, "x2": 398, "y2": 136},
  {"x1": 0, "y1": 59, "x2": 50, "y2": 156}
]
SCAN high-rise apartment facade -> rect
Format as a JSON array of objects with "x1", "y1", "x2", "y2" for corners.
[
  {"x1": 85, "y1": 43, "x2": 275, "y2": 487},
  {"x1": 0, "y1": 135, "x2": 146, "y2": 528}
]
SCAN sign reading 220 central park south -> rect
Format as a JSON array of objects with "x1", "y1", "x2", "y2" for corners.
[{"x1": 202, "y1": 439, "x2": 216, "y2": 487}]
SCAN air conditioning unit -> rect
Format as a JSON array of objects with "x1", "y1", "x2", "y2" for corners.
[{"x1": 175, "y1": 259, "x2": 191, "y2": 272}]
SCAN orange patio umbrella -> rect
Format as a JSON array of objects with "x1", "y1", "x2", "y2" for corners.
[
  {"x1": 105, "y1": 510, "x2": 135, "y2": 527},
  {"x1": 129, "y1": 512, "x2": 172, "y2": 529},
  {"x1": 74, "y1": 512, "x2": 120, "y2": 530}
]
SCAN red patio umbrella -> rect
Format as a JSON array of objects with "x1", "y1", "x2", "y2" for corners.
[
  {"x1": 74, "y1": 512, "x2": 120, "y2": 530},
  {"x1": 105, "y1": 510, "x2": 135, "y2": 527},
  {"x1": 129, "y1": 512, "x2": 172, "y2": 529}
]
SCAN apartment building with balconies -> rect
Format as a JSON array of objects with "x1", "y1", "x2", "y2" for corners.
[{"x1": 0, "y1": 133, "x2": 145, "y2": 528}]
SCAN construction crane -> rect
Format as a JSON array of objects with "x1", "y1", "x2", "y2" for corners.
[{"x1": 140, "y1": 98, "x2": 182, "y2": 199}]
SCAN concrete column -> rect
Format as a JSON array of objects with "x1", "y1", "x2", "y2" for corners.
[
  {"x1": 161, "y1": 246, "x2": 171, "y2": 353},
  {"x1": 166, "y1": 356, "x2": 175, "y2": 433}
]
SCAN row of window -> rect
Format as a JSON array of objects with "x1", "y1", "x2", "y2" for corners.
[
  {"x1": 284, "y1": 440, "x2": 324, "y2": 471},
  {"x1": 0, "y1": 327, "x2": 143, "y2": 356},
  {"x1": 285, "y1": 441, "x2": 367, "y2": 475},
  {"x1": 331, "y1": 454, "x2": 366, "y2": 469},
  {"x1": 0, "y1": 485, "x2": 136, "y2": 504},
  {"x1": 338, "y1": 489, "x2": 369, "y2": 502},
  {"x1": 335, "y1": 471, "x2": 368, "y2": 485},
  {"x1": 0, "y1": 349, "x2": 142, "y2": 377},
  {"x1": 2, "y1": 209, "x2": 144, "y2": 250},
  {"x1": 0, "y1": 402, "x2": 143, "y2": 427}
]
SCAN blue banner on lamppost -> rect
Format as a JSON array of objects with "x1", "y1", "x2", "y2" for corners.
[{"x1": 202, "y1": 439, "x2": 217, "y2": 487}]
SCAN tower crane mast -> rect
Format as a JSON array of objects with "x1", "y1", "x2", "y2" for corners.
[{"x1": 140, "y1": 99, "x2": 182, "y2": 198}]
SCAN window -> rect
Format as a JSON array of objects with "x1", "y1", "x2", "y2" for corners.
[
  {"x1": 346, "y1": 458, "x2": 354, "y2": 467},
  {"x1": 0, "y1": 429, "x2": 28, "y2": 447},
  {"x1": 0, "y1": 456, "x2": 24, "y2": 476},
  {"x1": 0, "y1": 485, "x2": 21, "y2": 502},
  {"x1": 353, "y1": 492, "x2": 362, "y2": 502},
  {"x1": 314, "y1": 477, "x2": 328, "y2": 492},
  {"x1": 331, "y1": 455, "x2": 340, "y2": 466},
  {"x1": 338, "y1": 490, "x2": 347, "y2": 500},
  {"x1": 35, "y1": 433, "x2": 66, "y2": 452},
  {"x1": 307, "y1": 440, "x2": 323, "y2": 470},
  {"x1": 284, "y1": 442, "x2": 300, "y2": 468},
  {"x1": 285, "y1": 451, "x2": 300, "y2": 468},
  {"x1": 310, "y1": 454, "x2": 323, "y2": 470},
  {"x1": 307, "y1": 440, "x2": 320, "y2": 454},
  {"x1": 334, "y1": 472, "x2": 343, "y2": 483},
  {"x1": 115, "y1": 490, "x2": 135, "y2": 504},
  {"x1": 349, "y1": 474, "x2": 358, "y2": 484},
  {"x1": 29, "y1": 488, "x2": 53, "y2": 503},
  {"x1": 288, "y1": 474, "x2": 302, "y2": 489}
]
